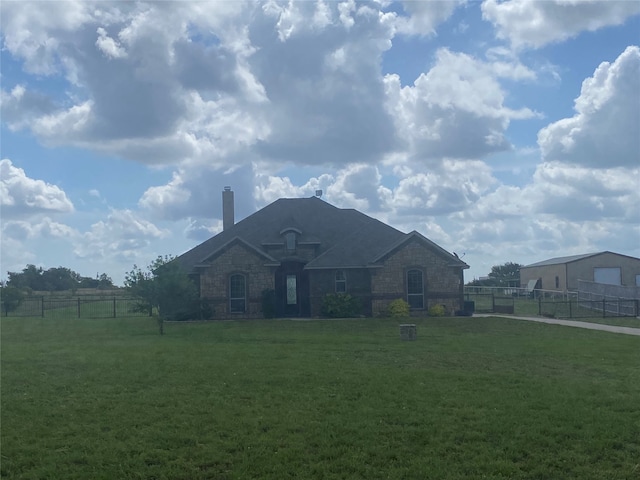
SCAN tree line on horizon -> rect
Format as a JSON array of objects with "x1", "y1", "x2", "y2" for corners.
[{"x1": 2, "y1": 264, "x2": 114, "y2": 292}]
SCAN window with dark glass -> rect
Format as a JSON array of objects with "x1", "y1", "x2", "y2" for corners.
[
  {"x1": 285, "y1": 232, "x2": 296, "y2": 251},
  {"x1": 286, "y1": 275, "x2": 297, "y2": 305},
  {"x1": 555, "y1": 276, "x2": 559, "y2": 288},
  {"x1": 335, "y1": 270, "x2": 346, "y2": 293},
  {"x1": 407, "y1": 269, "x2": 424, "y2": 309},
  {"x1": 229, "y1": 274, "x2": 246, "y2": 313}
]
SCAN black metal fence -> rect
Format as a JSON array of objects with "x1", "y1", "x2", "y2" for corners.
[
  {"x1": 463, "y1": 293, "x2": 516, "y2": 314},
  {"x1": 464, "y1": 288, "x2": 639, "y2": 319},
  {"x1": 1, "y1": 296, "x2": 151, "y2": 318},
  {"x1": 539, "y1": 298, "x2": 639, "y2": 319}
]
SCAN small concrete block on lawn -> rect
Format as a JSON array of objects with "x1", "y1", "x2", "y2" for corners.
[{"x1": 400, "y1": 324, "x2": 417, "y2": 341}]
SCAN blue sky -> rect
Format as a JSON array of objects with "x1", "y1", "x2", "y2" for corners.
[{"x1": 1, "y1": 0, "x2": 639, "y2": 285}]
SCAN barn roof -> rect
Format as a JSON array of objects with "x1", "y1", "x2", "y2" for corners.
[
  {"x1": 522, "y1": 253, "x2": 603, "y2": 268},
  {"x1": 521, "y1": 251, "x2": 640, "y2": 268}
]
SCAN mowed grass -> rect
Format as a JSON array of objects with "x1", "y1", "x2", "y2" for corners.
[{"x1": 2, "y1": 317, "x2": 639, "y2": 480}]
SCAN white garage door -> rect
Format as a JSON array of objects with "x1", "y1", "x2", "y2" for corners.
[{"x1": 593, "y1": 267, "x2": 621, "y2": 285}]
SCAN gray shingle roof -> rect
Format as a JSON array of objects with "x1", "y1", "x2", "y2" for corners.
[{"x1": 175, "y1": 196, "x2": 468, "y2": 272}]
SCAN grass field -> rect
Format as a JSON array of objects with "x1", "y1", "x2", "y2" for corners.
[{"x1": 2, "y1": 316, "x2": 639, "y2": 479}]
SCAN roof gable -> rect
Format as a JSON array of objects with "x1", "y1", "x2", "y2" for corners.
[
  {"x1": 372, "y1": 231, "x2": 469, "y2": 268},
  {"x1": 194, "y1": 236, "x2": 278, "y2": 267}
]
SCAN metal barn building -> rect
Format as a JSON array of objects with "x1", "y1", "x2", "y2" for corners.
[{"x1": 520, "y1": 251, "x2": 640, "y2": 293}]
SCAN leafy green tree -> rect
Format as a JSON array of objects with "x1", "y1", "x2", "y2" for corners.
[
  {"x1": 97, "y1": 273, "x2": 113, "y2": 289},
  {"x1": 41, "y1": 267, "x2": 81, "y2": 291},
  {"x1": 79, "y1": 273, "x2": 114, "y2": 289},
  {"x1": 488, "y1": 262, "x2": 523, "y2": 287},
  {"x1": 124, "y1": 256, "x2": 200, "y2": 335},
  {"x1": 7, "y1": 264, "x2": 44, "y2": 290},
  {"x1": 0, "y1": 285, "x2": 26, "y2": 315}
]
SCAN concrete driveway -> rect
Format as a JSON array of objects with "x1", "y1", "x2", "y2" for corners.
[{"x1": 473, "y1": 313, "x2": 640, "y2": 336}]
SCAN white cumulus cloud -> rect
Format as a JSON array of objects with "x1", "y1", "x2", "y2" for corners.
[
  {"x1": 0, "y1": 159, "x2": 74, "y2": 218},
  {"x1": 394, "y1": 0, "x2": 465, "y2": 36},
  {"x1": 95, "y1": 27, "x2": 127, "y2": 59},
  {"x1": 538, "y1": 46, "x2": 640, "y2": 168},
  {"x1": 385, "y1": 48, "x2": 538, "y2": 163},
  {"x1": 74, "y1": 209, "x2": 168, "y2": 262},
  {"x1": 482, "y1": 0, "x2": 640, "y2": 49}
]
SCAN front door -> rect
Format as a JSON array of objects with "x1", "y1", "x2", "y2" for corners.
[
  {"x1": 275, "y1": 261, "x2": 309, "y2": 317},
  {"x1": 285, "y1": 274, "x2": 298, "y2": 316}
]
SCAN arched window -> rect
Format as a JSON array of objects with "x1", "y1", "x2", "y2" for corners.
[
  {"x1": 335, "y1": 270, "x2": 346, "y2": 293},
  {"x1": 407, "y1": 269, "x2": 424, "y2": 309},
  {"x1": 229, "y1": 274, "x2": 246, "y2": 313}
]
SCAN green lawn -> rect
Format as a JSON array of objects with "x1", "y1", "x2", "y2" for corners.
[{"x1": 2, "y1": 316, "x2": 639, "y2": 479}]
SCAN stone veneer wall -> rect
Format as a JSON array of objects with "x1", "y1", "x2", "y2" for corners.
[
  {"x1": 199, "y1": 243, "x2": 274, "y2": 319},
  {"x1": 308, "y1": 269, "x2": 372, "y2": 317},
  {"x1": 371, "y1": 240, "x2": 463, "y2": 316}
]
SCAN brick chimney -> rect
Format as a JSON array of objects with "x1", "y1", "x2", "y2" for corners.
[{"x1": 222, "y1": 186, "x2": 234, "y2": 230}]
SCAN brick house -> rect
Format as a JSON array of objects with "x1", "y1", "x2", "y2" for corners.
[{"x1": 174, "y1": 189, "x2": 469, "y2": 319}]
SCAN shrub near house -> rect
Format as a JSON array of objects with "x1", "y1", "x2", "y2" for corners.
[
  {"x1": 321, "y1": 293, "x2": 361, "y2": 318},
  {"x1": 387, "y1": 299, "x2": 410, "y2": 318}
]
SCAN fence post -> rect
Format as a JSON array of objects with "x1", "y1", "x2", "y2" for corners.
[
  {"x1": 492, "y1": 293, "x2": 495, "y2": 313},
  {"x1": 78, "y1": 298, "x2": 81, "y2": 318},
  {"x1": 569, "y1": 299, "x2": 572, "y2": 319},
  {"x1": 602, "y1": 298, "x2": 606, "y2": 318},
  {"x1": 41, "y1": 296, "x2": 45, "y2": 317},
  {"x1": 538, "y1": 296, "x2": 541, "y2": 316},
  {"x1": 113, "y1": 297, "x2": 116, "y2": 318}
]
